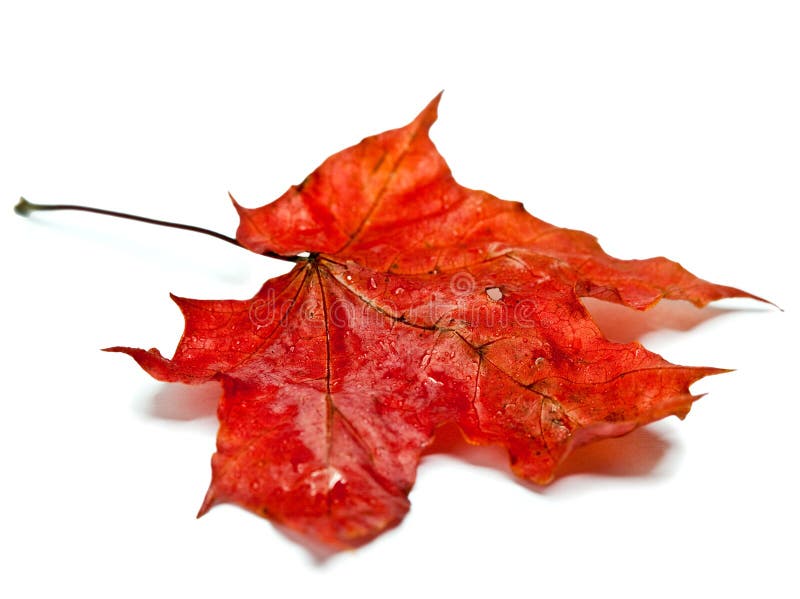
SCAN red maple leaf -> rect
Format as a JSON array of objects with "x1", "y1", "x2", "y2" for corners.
[{"x1": 107, "y1": 94, "x2": 760, "y2": 548}]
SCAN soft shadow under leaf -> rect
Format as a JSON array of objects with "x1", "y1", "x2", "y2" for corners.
[
  {"x1": 423, "y1": 422, "x2": 670, "y2": 483},
  {"x1": 147, "y1": 381, "x2": 220, "y2": 421},
  {"x1": 583, "y1": 297, "x2": 725, "y2": 344}
]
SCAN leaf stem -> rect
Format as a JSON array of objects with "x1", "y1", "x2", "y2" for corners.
[{"x1": 14, "y1": 197, "x2": 302, "y2": 263}]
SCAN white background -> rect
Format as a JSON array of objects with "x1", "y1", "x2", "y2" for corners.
[{"x1": 1, "y1": 1, "x2": 798, "y2": 597}]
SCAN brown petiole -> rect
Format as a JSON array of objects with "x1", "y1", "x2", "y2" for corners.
[{"x1": 14, "y1": 197, "x2": 303, "y2": 263}]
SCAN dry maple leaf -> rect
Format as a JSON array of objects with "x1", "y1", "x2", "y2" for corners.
[{"x1": 105, "y1": 94, "x2": 760, "y2": 548}]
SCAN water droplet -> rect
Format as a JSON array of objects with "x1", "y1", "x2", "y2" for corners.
[
  {"x1": 395, "y1": 287, "x2": 405, "y2": 295},
  {"x1": 486, "y1": 287, "x2": 503, "y2": 301},
  {"x1": 369, "y1": 277, "x2": 377, "y2": 289},
  {"x1": 420, "y1": 353, "x2": 431, "y2": 368},
  {"x1": 308, "y1": 466, "x2": 344, "y2": 495},
  {"x1": 535, "y1": 357, "x2": 545, "y2": 366},
  {"x1": 345, "y1": 274, "x2": 353, "y2": 282}
]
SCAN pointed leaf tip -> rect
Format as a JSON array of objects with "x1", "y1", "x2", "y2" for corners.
[
  {"x1": 228, "y1": 190, "x2": 256, "y2": 223},
  {"x1": 413, "y1": 91, "x2": 443, "y2": 131},
  {"x1": 197, "y1": 488, "x2": 217, "y2": 518}
]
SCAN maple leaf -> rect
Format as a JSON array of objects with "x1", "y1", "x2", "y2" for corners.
[{"x1": 107, "y1": 94, "x2": 760, "y2": 548}]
